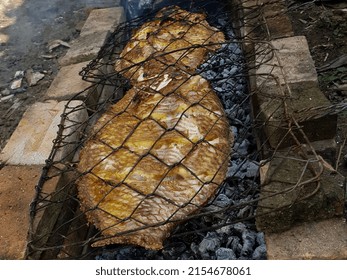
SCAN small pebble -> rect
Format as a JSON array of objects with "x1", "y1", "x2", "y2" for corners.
[
  {"x1": 0, "y1": 94, "x2": 15, "y2": 102},
  {"x1": 10, "y1": 78, "x2": 22, "y2": 90},
  {"x1": 1, "y1": 88, "x2": 11, "y2": 96},
  {"x1": 14, "y1": 70, "x2": 24, "y2": 78}
]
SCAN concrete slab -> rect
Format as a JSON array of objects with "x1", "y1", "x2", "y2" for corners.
[
  {"x1": 261, "y1": 0, "x2": 294, "y2": 39},
  {"x1": 256, "y1": 151, "x2": 345, "y2": 233},
  {"x1": 80, "y1": 6, "x2": 125, "y2": 36},
  {"x1": 0, "y1": 165, "x2": 42, "y2": 259},
  {"x1": 0, "y1": 100, "x2": 88, "y2": 165},
  {"x1": 265, "y1": 218, "x2": 347, "y2": 259},
  {"x1": 59, "y1": 7, "x2": 125, "y2": 66},
  {"x1": 253, "y1": 37, "x2": 336, "y2": 149},
  {"x1": 256, "y1": 80, "x2": 337, "y2": 148},
  {"x1": 256, "y1": 36, "x2": 318, "y2": 86},
  {"x1": 59, "y1": 32, "x2": 108, "y2": 66},
  {"x1": 240, "y1": 0, "x2": 293, "y2": 41},
  {"x1": 301, "y1": 138, "x2": 337, "y2": 165},
  {"x1": 53, "y1": 101, "x2": 89, "y2": 163},
  {"x1": 45, "y1": 61, "x2": 92, "y2": 100}
]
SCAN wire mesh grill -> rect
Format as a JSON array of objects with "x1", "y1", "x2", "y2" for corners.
[{"x1": 25, "y1": 0, "x2": 345, "y2": 259}]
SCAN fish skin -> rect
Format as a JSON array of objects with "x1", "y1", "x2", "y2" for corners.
[{"x1": 77, "y1": 6, "x2": 232, "y2": 250}]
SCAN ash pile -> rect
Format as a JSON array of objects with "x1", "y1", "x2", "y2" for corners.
[{"x1": 26, "y1": 0, "x2": 266, "y2": 260}]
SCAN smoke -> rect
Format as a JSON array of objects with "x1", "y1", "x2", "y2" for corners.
[
  {"x1": 123, "y1": 0, "x2": 174, "y2": 19},
  {"x1": 123, "y1": 0, "x2": 224, "y2": 20}
]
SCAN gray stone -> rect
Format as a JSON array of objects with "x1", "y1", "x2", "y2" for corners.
[
  {"x1": 0, "y1": 94, "x2": 14, "y2": 102},
  {"x1": 48, "y1": 39, "x2": 71, "y2": 52},
  {"x1": 301, "y1": 138, "x2": 337, "y2": 165},
  {"x1": 251, "y1": 36, "x2": 329, "y2": 158},
  {"x1": 1, "y1": 88, "x2": 11, "y2": 96},
  {"x1": 10, "y1": 78, "x2": 22, "y2": 90},
  {"x1": 14, "y1": 71, "x2": 24, "y2": 78},
  {"x1": 25, "y1": 69, "x2": 45, "y2": 86}
]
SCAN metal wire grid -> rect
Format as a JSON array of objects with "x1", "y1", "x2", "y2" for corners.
[{"x1": 25, "y1": 0, "x2": 343, "y2": 259}]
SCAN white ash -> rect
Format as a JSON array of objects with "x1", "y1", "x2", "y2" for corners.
[{"x1": 96, "y1": 3, "x2": 266, "y2": 260}]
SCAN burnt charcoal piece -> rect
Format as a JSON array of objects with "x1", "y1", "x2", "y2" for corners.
[{"x1": 216, "y1": 247, "x2": 237, "y2": 260}]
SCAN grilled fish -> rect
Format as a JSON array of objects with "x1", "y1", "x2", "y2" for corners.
[{"x1": 77, "y1": 6, "x2": 232, "y2": 250}]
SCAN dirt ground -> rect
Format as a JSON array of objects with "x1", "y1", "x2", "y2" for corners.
[
  {"x1": 0, "y1": 0, "x2": 90, "y2": 151},
  {"x1": 0, "y1": 0, "x2": 347, "y2": 172},
  {"x1": 287, "y1": 0, "x2": 347, "y2": 101},
  {"x1": 285, "y1": 0, "x2": 347, "y2": 176}
]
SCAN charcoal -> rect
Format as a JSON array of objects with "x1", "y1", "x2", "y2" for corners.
[
  {"x1": 256, "y1": 232, "x2": 266, "y2": 246},
  {"x1": 198, "y1": 232, "x2": 221, "y2": 255},
  {"x1": 224, "y1": 187, "x2": 236, "y2": 199},
  {"x1": 214, "y1": 194, "x2": 231, "y2": 208},
  {"x1": 125, "y1": 0, "x2": 168, "y2": 19},
  {"x1": 227, "y1": 236, "x2": 242, "y2": 255},
  {"x1": 225, "y1": 107, "x2": 237, "y2": 120},
  {"x1": 97, "y1": 246, "x2": 139, "y2": 260},
  {"x1": 245, "y1": 161, "x2": 259, "y2": 178},
  {"x1": 230, "y1": 126, "x2": 238, "y2": 138},
  {"x1": 216, "y1": 225, "x2": 233, "y2": 236},
  {"x1": 190, "y1": 242, "x2": 200, "y2": 256},
  {"x1": 162, "y1": 242, "x2": 187, "y2": 259},
  {"x1": 237, "y1": 205, "x2": 252, "y2": 219},
  {"x1": 233, "y1": 223, "x2": 248, "y2": 234},
  {"x1": 241, "y1": 230, "x2": 256, "y2": 257},
  {"x1": 215, "y1": 87, "x2": 223, "y2": 93},
  {"x1": 252, "y1": 244, "x2": 267, "y2": 260},
  {"x1": 95, "y1": 251, "x2": 117, "y2": 260},
  {"x1": 216, "y1": 248, "x2": 237, "y2": 260},
  {"x1": 234, "y1": 139, "x2": 250, "y2": 156},
  {"x1": 179, "y1": 253, "x2": 195, "y2": 260}
]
